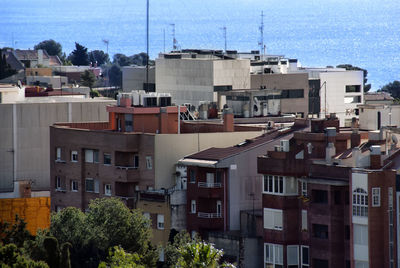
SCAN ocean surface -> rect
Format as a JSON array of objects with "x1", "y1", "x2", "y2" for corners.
[{"x1": 1, "y1": 0, "x2": 400, "y2": 90}]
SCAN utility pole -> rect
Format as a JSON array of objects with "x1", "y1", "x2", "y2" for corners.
[
  {"x1": 102, "y1": 39, "x2": 109, "y2": 55},
  {"x1": 170, "y1": 23, "x2": 177, "y2": 50},
  {"x1": 221, "y1": 26, "x2": 227, "y2": 52},
  {"x1": 258, "y1": 11, "x2": 265, "y2": 60},
  {"x1": 146, "y1": 0, "x2": 149, "y2": 92}
]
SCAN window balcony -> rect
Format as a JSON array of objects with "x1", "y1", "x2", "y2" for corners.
[
  {"x1": 198, "y1": 212, "x2": 222, "y2": 218},
  {"x1": 198, "y1": 182, "x2": 222, "y2": 188}
]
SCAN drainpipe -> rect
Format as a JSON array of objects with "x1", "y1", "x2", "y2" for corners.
[{"x1": 178, "y1": 105, "x2": 180, "y2": 134}]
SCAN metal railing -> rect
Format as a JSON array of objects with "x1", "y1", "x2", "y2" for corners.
[
  {"x1": 198, "y1": 182, "x2": 222, "y2": 188},
  {"x1": 197, "y1": 212, "x2": 222, "y2": 218}
]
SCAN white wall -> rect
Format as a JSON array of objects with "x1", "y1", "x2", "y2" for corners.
[
  {"x1": 0, "y1": 85, "x2": 25, "y2": 103},
  {"x1": 122, "y1": 66, "x2": 155, "y2": 92},
  {"x1": 359, "y1": 105, "x2": 400, "y2": 130}
]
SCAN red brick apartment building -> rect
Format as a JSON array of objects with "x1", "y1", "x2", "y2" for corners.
[
  {"x1": 258, "y1": 117, "x2": 400, "y2": 268},
  {"x1": 50, "y1": 93, "x2": 264, "y2": 211}
]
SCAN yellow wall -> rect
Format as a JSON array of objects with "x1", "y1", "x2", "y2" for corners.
[
  {"x1": 26, "y1": 68, "x2": 52, "y2": 76},
  {"x1": 0, "y1": 197, "x2": 50, "y2": 235}
]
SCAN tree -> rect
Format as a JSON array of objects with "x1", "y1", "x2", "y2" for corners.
[
  {"x1": 336, "y1": 64, "x2": 371, "y2": 92},
  {"x1": 68, "y1": 43, "x2": 90, "y2": 66},
  {"x1": 177, "y1": 241, "x2": 235, "y2": 268},
  {"x1": 107, "y1": 64, "x2": 122, "y2": 87},
  {"x1": 379, "y1": 80, "x2": 400, "y2": 99},
  {"x1": 164, "y1": 230, "x2": 192, "y2": 267},
  {"x1": 0, "y1": 214, "x2": 33, "y2": 248},
  {"x1": 98, "y1": 246, "x2": 145, "y2": 268},
  {"x1": 34, "y1": 40, "x2": 62, "y2": 57},
  {"x1": 113, "y1": 53, "x2": 131, "y2": 67},
  {"x1": 89, "y1": 50, "x2": 110, "y2": 66},
  {"x1": 81, "y1": 70, "x2": 97, "y2": 97},
  {"x1": 0, "y1": 49, "x2": 17, "y2": 80},
  {"x1": 0, "y1": 243, "x2": 49, "y2": 268}
]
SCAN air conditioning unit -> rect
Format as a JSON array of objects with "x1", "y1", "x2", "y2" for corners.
[
  {"x1": 274, "y1": 145, "x2": 282, "y2": 152},
  {"x1": 280, "y1": 140, "x2": 289, "y2": 152}
]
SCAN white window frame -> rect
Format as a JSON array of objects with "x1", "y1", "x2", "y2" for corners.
[
  {"x1": 71, "y1": 180, "x2": 78, "y2": 192},
  {"x1": 372, "y1": 187, "x2": 380, "y2": 207},
  {"x1": 103, "y1": 153, "x2": 112, "y2": 165},
  {"x1": 301, "y1": 246, "x2": 309, "y2": 267},
  {"x1": 287, "y1": 245, "x2": 299, "y2": 266},
  {"x1": 56, "y1": 147, "x2": 61, "y2": 160},
  {"x1": 71, "y1": 151, "x2": 78, "y2": 162},
  {"x1": 191, "y1": 200, "x2": 196, "y2": 214},
  {"x1": 302, "y1": 210, "x2": 308, "y2": 231},
  {"x1": 85, "y1": 149, "x2": 99, "y2": 163},
  {"x1": 264, "y1": 243, "x2": 283, "y2": 267},
  {"x1": 104, "y1": 184, "x2": 112, "y2": 196},
  {"x1": 56, "y1": 176, "x2": 62, "y2": 190},
  {"x1": 301, "y1": 181, "x2": 308, "y2": 196},
  {"x1": 263, "y1": 208, "x2": 283, "y2": 230},
  {"x1": 216, "y1": 200, "x2": 222, "y2": 217},
  {"x1": 157, "y1": 214, "x2": 164, "y2": 230},
  {"x1": 146, "y1": 156, "x2": 152, "y2": 170},
  {"x1": 263, "y1": 175, "x2": 298, "y2": 196},
  {"x1": 352, "y1": 188, "x2": 368, "y2": 217},
  {"x1": 85, "y1": 178, "x2": 99, "y2": 193}
]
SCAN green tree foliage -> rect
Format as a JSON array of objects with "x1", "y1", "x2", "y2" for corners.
[
  {"x1": 0, "y1": 243, "x2": 49, "y2": 268},
  {"x1": 112, "y1": 53, "x2": 154, "y2": 67},
  {"x1": 68, "y1": 43, "x2": 90, "y2": 66},
  {"x1": 89, "y1": 50, "x2": 110, "y2": 66},
  {"x1": 0, "y1": 49, "x2": 17, "y2": 80},
  {"x1": 98, "y1": 246, "x2": 145, "y2": 268},
  {"x1": 177, "y1": 241, "x2": 235, "y2": 268},
  {"x1": 336, "y1": 64, "x2": 371, "y2": 92},
  {"x1": 379, "y1": 80, "x2": 400, "y2": 99},
  {"x1": 80, "y1": 70, "x2": 97, "y2": 97},
  {"x1": 164, "y1": 230, "x2": 192, "y2": 267},
  {"x1": 107, "y1": 64, "x2": 122, "y2": 87},
  {"x1": 0, "y1": 215, "x2": 33, "y2": 248},
  {"x1": 112, "y1": 54, "x2": 131, "y2": 67},
  {"x1": 34, "y1": 39, "x2": 62, "y2": 57}
]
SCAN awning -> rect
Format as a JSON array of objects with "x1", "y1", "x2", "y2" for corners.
[{"x1": 178, "y1": 158, "x2": 218, "y2": 168}]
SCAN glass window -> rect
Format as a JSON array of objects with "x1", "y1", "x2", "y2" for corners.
[
  {"x1": 56, "y1": 147, "x2": 61, "y2": 160},
  {"x1": 301, "y1": 246, "x2": 309, "y2": 266},
  {"x1": 190, "y1": 169, "x2": 196, "y2": 183},
  {"x1": 133, "y1": 155, "x2": 139, "y2": 168},
  {"x1": 264, "y1": 244, "x2": 283, "y2": 267},
  {"x1": 264, "y1": 208, "x2": 283, "y2": 230},
  {"x1": 104, "y1": 153, "x2": 111, "y2": 165},
  {"x1": 85, "y1": 149, "x2": 99, "y2": 163},
  {"x1": 71, "y1": 151, "x2": 78, "y2": 162},
  {"x1": 146, "y1": 156, "x2": 152, "y2": 170},
  {"x1": 104, "y1": 184, "x2": 112, "y2": 196},
  {"x1": 353, "y1": 224, "x2": 368, "y2": 245},
  {"x1": 191, "y1": 200, "x2": 196, "y2": 214},
  {"x1": 302, "y1": 210, "x2": 307, "y2": 231},
  {"x1": 71, "y1": 180, "x2": 78, "y2": 192},
  {"x1": 85, "y1": 178, "x2": 94, "y2": 192},
  {"x1": 313, "y1": 224, "x2": 328, "y2": 239},
  {"x1": 352, "y1": 188, "x2": 368, "y2": 217},
  {"x1": 345, "y1": 85, "x2": 361, "y2": 93},
  {"x1": 157, "y1": 214, "x2": 164, "y2": 229},
  {"x1": 301, "y1": 181, "x2": 307, "y2": 196},
  {"x1": 287, "y1": 245, "x2": 299, "y2": 266},
  {"x1": 312, "y1": 190, "x2": 328, "y2": 204},
  {"x1": 372, "y1": 187, "x2": 380, "y2": 207}
]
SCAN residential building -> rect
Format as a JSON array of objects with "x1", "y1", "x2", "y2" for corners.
[
  {"x1": 122, "y1": 65, "x2": 155, "y2": 92},
  {"x1": 14, "y1": 49, "x2": 50, "y2": 68},
  {"x1": 358, "y1": 104, "x2": 400, "y2": 131},
  {"x1": 257, "y1": 117, "x2": 400, "y2": 267},
  {"x1": 364, "y1": 91, "x2": 394, "y2": 105}
]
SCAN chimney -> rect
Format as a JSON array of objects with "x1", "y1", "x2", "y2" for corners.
[
  {"x1": 351, "y1": 129, "x2": 361, "y2": 148},
  {"x1": 223, "y1": 108, "x2": 234, "y2": 132},
  {"x1": 38, "y1": 49, "x2": 43, "y2": 65},
  {"x1": 159, "y1": 107, "x2": 169, "y2": 134},
  {"x1": 370, "y1": 145, "x2": 382, "y2": 169},
  {"x1": 325, "y1": 127, "x2": 336, "y2": 162},
  {"x1": 352, "y1": 147, "x2": 361, "y2": 167}
]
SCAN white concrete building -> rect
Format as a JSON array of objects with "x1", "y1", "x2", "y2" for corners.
[
  {"x1": 358, "y1": 104, "x2": 400, "y2": 130},
  {"x1": 0, "y1": 90, "x2": 115, "y2": 192},
  {"x1": 156, "y1": 52, "x2": 251, "y2": 106},
  {"x1": 122, "y1": 66, "x2": 155, "y2": 92},
  {"x1": 0, "y1": 84, "x2": 25, "y2": 103}
]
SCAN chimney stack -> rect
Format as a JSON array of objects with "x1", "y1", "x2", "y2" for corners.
[
  {"x1": 38, "y1": 49, "x2": 43, "y2": 65},
  {"x1": 223, "y1": 108, "x2": 234, "y2": 132},
  {"x1": 325, "y1": 127, "x2": 336, "y2": 162},
  {"x1": 370, "y1": 145, "x2": 382, "y2": 169}
]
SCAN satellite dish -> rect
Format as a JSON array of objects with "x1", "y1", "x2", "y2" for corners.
[{"x1": 392, "y1": 135, "x2": 398, "y2": 145}]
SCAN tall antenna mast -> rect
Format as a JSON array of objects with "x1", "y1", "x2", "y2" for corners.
[
  {"x1": 163, "y1": 28, "x2": 166, "y2": 53},
  {"x1": 258, "y1": 11, "x2": 265, "y2": 60},
  {"x1": 102, "y1": 39, "x2": 109, "y2": 55},
  {"x1": 221, "y1": 26, "x2": 227, "y2": 52},
  {"x1": 146, "y1": 0, "x2": 149, "y2": 92},
  {"x1": 170, "y1": 23, "x2": 177, "y2": 50}
]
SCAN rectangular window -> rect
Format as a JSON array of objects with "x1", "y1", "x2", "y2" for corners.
[
  {"x1": 206, "y1": 173, "x2": 215, "y2": 184},
  {"x1": 146, "y1": 156, "x2": 152, "y2": 170},
  {"x1": 353, "y1": 224, "x2": 368, "y2": 245},
  {"x1": 71, "y1": 180, "x2": 78, "y2": 192},
  {"x1": 313, "y1": 224, "x2": 328, "y2": 239},
  {"x1": 344, "y1": 96, "x2": 362, "y2": 104},
  {"x1": 85, "y1": 149, "x2": 99, "y2": 163},
  {"x1": 216, "y1": 200, "x2": 222, "y2": 217},
  {"x1": 372, "y1": 187, "x2": 380, "y2": 207},
  {"x1": 191, "y1": 200, "x2": 196, "y2": 214},
  {"x1": 302, "y1": 210, "x2": 307, "y2": 231},
  {"x1": 216, "y1": 171, "x2": 222, "y2": 184},
  {"x1": 71, "y1": 151, "x2": 78, "y2": 162},
  {"x1": 56, "y1": 176, "x2": 61, "y2": 190},
  {"x1": 103, "y1": 153, "x2": 111, "y2": 165},
  {"x1": 157, "y1": 214, "x2": 164, "y2": 229},
  {"x1": 104, "y1": 184, "x2": 112, "y2": 196},
  {"x1": 85, "y1": 178, "x2": 99, "y2": 193},
  {"x1": 345, "y1": 85, "x2": 361, "y2": 93},
  {"x1": 264, "y1": 243, "x2": 283, "y2": 267},
  {"x1": 313, "y1": 259, "x2": 329, "y2": 268},
  {"x1": 263, "y1": 175, "x2": 297, "y2": 195},
  {"x1": 312, "y1": 190, "x2": 328, "y2": 204},
  {"x1": 190, "y1": 169, "x2": 196, "y2": 183},
  {"x1": 125, "y1": 114, "x2": 133, "y2": 132},
  {"x1": 301, "y1": 181, "x2": 307, "y2": 196},
  {"x1": 93, "y1": 150, "x2": 99, "y2": 163},
  {"x1": 264, "y1": 208, "x2": 283, "y2": 230},
  {"x1": 56, "y1": 147, "x2": 61, "y2": 160},
  {"x1": 133, "y1": 154, "x2": 139, "y2": 168},
  {"x1": 301, "y1": 246, "x2": 309, "y2": 267},
  {"x1": 287, "y1": 245, "x2": 299, "y2": 266}
]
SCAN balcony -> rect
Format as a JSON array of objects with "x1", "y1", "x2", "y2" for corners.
[
  {"x1": 198, "y1": 212, "x2": 222, "y2": 218},
  {"x1": 113, "y1": 166, "x2": 140, "y2": 182},
  {"x1": 198, "y1": 182, "x2": 222, "y2": 188}
]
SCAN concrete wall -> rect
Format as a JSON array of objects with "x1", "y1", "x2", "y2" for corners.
[
  {"x1": 213, "y1": 59, "x2": 250, "y2": 90},
  {"x1": 359, "y1": 105, "x2": 400, "y2": 130},
  {"x1": 0, "y1": 99, "x2": 115, "y2": 192},
  {"x1": 25, "y1": 68, "x2": 52, "y2": 77},
  {"x1": 122, "y1": 66, "x2": 155, "y2": 92},
  {"x1": 319, "y1": 71, "x2": 364, "y2": 127},
  {"x1": 26, "y1": 76, "x2": 68, "y2": 88},
  {"x1": 154, "y1": 131, "x2": 264, "y2": 189}
]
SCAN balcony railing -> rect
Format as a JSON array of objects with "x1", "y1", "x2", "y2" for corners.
[
  {"x1": 198, "y1": 182, "x2": 222, "y2": 188},
  {"x1": 115, "y1": 165, "x2": 138, "y2": 170},
  {"x1": 197, "y1": 212, "x2": 222, "y2": 218}
]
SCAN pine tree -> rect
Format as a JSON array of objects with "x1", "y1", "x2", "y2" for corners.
[{"x1": 68, "y1": 43, "x2": 90, "y2": 66}]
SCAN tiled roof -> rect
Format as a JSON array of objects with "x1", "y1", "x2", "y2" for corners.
[
  {"x1": 49, "y1": 55, "x2": 62, "y2": 66},
  {"x1": 364, "y1": 92, "x2": 393, "y2": 101},
  {"x1": 15, "y1": 49, "x2": 49, "y2": 60},
  {"x1": 2, "y1": 51, "x2": 24, "y2": 71}
]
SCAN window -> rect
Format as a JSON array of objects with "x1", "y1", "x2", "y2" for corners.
[
  {"x1": 103, "y1": 153, "x2": 111, "y2": 165},
  {"x1": 287, "y1": 245, "x2": 299, "y2": 267},
  {"x1": 302, "y1": 210, "x2": 307, "y2": 231},
  {"x1": 372, "y1": 187, "x2": 380, "y2": 207},
  {"x1": 85, "y1": 178, "x2": 99, "y2": 193},
  {"x1": 56, "y1": 147, "x2": 61, "y2": 160},
  {"x1": 71, "y1": 180, "x2": 78, "y2": 192},
  {"x1": 334, "y1": 190, "x2": 341, "y2": 205},
  {"x1": 133, "y1": 154, "x2": 139, "y2": 168},
  {"x1": 125, "y1": 114, "x2": 133, "y2": 132},
  {"x1": 352, "y1": 188, "x2": 368, "y2": 217},
  {"x1": 191, "y1": 200, "x2": 196, "y2": 214},
  {"x1": 206, "y1": 173, "x2": 214, "y2": 185},
  {"x1": 346, "y1": 85, "x2": 361, "y2": 93},
  {"x1": 104, "y1": 184, "x2": 112, "y2": 196},
  {"x1": 344, "y1": 96, "x2": 362, "y2": 104},
  {"x1": 312, "y1": 190, "x2": 328, "y2": 204},
  {"x1": 146, "y1": 156, "x2": 152, "y2": 170},
  {"x1": 190, "y1": 170, "x2": 196, "y2": 183},
  {"x1": 216, "y1": 200, "x2": 222, "y2": 217},
  {"x1": 301, "y1": 246, "x2": 309, "y2": 267},
  {"x1": 313, "y1": 259, "x2": 328, "y2": 268},
  {"x1": 264, "y1": 243, "x2": 283, "y2": 268},
  {"x1": 263, "y1": 175, "x2": 298, "y2": 195},
  {"x1": 85, "y1": 149, "x2": 99, "y2": 163},
  {"x1": 281, "y1": 89, "x2": 304, "y2": 99},
  {"x1": 216, "y1": 171, "x2": 222, "y2": 184},
  {"x1": 56, "y1": 176, "x2": 62, "y2": 190},
  {"x1": 313, "y1": 224, "x2": 328, "y2": 239},
  {"x1": 157, "y1": 214, "x2": 164, "y2": 229},
  {"x1": 264, "y1": 208, "x2": 283, "y2": 230},
  {"x1": 353, "y1": 224, "x2": 368, "y2": 245},
  {"x1": 71, "y1": 151, "x2": 78, "y2": 162},
  {"x1": 355, "y1": 261, "x2": 368, "y2": 268},
  {"x1": 301, "y1": 181, "x2": 307, "y2": 196}
]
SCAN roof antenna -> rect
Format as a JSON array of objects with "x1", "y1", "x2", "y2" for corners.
[
  {"x1": 146, "y1": 0, "x2": 149, "y2": 92},
  {"x1": 258, "y1": 11, "x2": 265, "y2": 60},
  {"x1": 220, "y1": 26, "x2": 227, "y2": 53}
]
